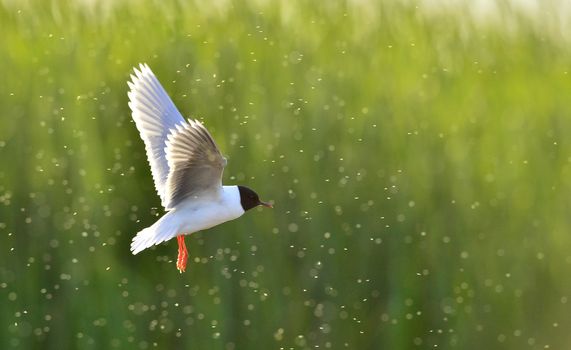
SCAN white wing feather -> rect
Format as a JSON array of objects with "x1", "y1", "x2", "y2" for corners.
[
  {"x1": 163, "y1": 119, "x2": 226, "y2": 209},
  {"x1": 127, "y1": 63, "x2": 185, "y2": 207}
]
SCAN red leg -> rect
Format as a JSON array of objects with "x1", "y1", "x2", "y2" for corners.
[{"x1": 176, "y1": 235, "x2": 188, "y2": 273}]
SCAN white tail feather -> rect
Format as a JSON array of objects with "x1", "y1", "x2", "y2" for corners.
[{"x1": 131, "y1": 211, "x2": 179, "y2": 255}]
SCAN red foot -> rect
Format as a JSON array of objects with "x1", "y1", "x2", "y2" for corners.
[{"x1": 176, "y1": 235, "x2": 188, "y2": 273}]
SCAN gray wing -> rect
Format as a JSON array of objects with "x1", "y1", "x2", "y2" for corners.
[
  {"x1": 164, "y1": 119, "x2": 227, "y2": 209},
  {"x1": 127, "y1": 63, "x2": 185, "y2": 207}
]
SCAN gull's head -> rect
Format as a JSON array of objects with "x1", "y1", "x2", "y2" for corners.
[{"x1": 238, "y1": 185, "x2": 273, "y2": 211}]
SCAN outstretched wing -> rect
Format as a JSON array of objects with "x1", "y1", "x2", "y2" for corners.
[
  {"x1": 163, "y1": 119, "x2": 227, "y2": 210},
  {"x1": 127, "y1": 63, "x2": 185, "y2": 207}
]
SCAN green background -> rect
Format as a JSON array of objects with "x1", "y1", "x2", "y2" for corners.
[{"x1": 1, "y1": 0, "x2": 571, "y2": 349}]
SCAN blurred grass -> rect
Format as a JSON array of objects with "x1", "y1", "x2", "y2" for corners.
[{"x1": 1, "y1": 0, "x2": 571, "y2": 349}]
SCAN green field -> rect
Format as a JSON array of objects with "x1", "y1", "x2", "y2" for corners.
[{"x1": 1, "y1": 0, "x2": 571, "y2": 349}]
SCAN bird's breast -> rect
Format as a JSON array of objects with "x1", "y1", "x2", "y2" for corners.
[{"x1": 176, "y1": 199, "x2": 244, "y2": 234}]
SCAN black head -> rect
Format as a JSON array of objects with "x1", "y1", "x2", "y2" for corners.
[{"x1": 238, "y1": 185, "x2": 272, "y2": 211}]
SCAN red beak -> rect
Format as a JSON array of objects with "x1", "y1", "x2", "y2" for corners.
[{"x1": 260, "y1": 201, "x2": 273, "y2": 208}]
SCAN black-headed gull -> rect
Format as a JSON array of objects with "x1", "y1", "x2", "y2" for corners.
[{"x1": 127, "y1": 63, "x2": 272, "y2": 272}]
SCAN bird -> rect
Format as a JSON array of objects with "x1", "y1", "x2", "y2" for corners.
[{"x1": 127, "y1": 63, "x2": 272, "y2": 273}]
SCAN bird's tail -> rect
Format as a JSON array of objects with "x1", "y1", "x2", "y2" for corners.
[{"x1": 131, "y1": 211, "x2": 179, "y2": 255}]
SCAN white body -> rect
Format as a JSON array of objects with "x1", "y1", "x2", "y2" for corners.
[
  {"x1": 131, "y1": 186, "x2": 244, "y2": 254},
  {"x1": 169, "y1": 186, "x2": 244, "y2": 234}
]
